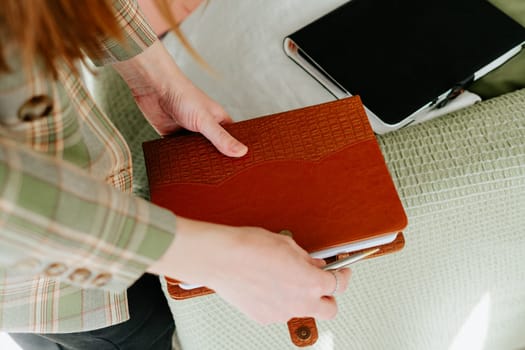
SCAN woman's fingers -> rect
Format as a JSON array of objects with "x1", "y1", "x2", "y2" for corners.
[
  {"x1": 325, "y1": 268, "x2": 351, "y2": 296},
  {"x1": 197, "y1": 115, "x2": 248, "y2": 157}
]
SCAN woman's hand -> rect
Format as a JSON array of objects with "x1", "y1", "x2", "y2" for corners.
[
  {"x1": 113, "y1": 40, "x2": 247, "y2": 158},
  {"x1": 115, "y1": 41, "x2": 352, "y2": 324},
  {"x1": 148, "y1": 217, "x2": 352, "y2": 325}
]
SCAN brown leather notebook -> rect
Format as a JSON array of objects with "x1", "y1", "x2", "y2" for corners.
[{"x1": 143, "y1": 96, "x2": 407, "y2": 347}]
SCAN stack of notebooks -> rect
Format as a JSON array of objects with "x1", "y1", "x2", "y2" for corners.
[{"x1": 143, "y1": 96, "x2": 407, "y2": 347}]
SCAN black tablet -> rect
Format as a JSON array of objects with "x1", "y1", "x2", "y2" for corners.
[{"x1": 284, "y1": 0, "x2": 525, "y2": 133}]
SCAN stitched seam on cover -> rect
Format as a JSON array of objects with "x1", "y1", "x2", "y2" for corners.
[{"x1": 151, "y1": 138, "x2": 377, "y2": 188}]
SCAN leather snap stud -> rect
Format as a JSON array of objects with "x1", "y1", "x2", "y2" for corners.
[
  {"x1": 295, "y1": 326, "x2": 312, "y2": 341},
  {"x1": 17, "y1": 95, "x2": 53, "y2": 122}
]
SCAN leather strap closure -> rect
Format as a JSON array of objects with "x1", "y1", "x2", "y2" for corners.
[{"x1": 287, "y1": 317, "x2": 318, "y2": 347}]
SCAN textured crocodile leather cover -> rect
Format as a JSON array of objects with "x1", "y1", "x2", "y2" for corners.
[
  {"x1": 143, "y1": 96, "x2": 407, "y2": 347},
  {"x1": 143, "y1": 96, "x2": 407, "y2": 251}
]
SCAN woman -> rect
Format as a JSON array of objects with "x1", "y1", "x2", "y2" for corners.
[{"x1": 0, "y1": 0, "x2": 350, "y2": 348}]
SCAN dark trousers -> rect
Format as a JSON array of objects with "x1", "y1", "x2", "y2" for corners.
[{"x1": 10, "y1": 273, "x2": 175, "y2": 350}]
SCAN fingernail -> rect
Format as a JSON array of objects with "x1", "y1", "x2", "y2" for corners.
[{"x1": 231, "y1": 143, "x2": 248, "y2": 156}]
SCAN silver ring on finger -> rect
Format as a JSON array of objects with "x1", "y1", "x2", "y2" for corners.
[{"x1": 329, "y1": 270, "x2": 339, "y2": 296}]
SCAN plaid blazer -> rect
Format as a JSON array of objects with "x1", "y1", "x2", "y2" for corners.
[{"x1": 0, "y1": 0, "x2": 176, "y2": 333}]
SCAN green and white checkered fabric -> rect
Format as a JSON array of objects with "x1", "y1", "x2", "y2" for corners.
[{"x1": 0, "y1": 0, "x2": 176, "y2": 333}]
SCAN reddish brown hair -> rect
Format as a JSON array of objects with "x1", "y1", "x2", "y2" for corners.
[
  {"x1": 153, "y1": 0, "x2": 207, "y2": 67},
  {"x1": 0, "y1": 0, "x2": 202, "y2": 78},
  {"x1": 0, "y1": 0, "x2": 123, "y2": 78}
]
